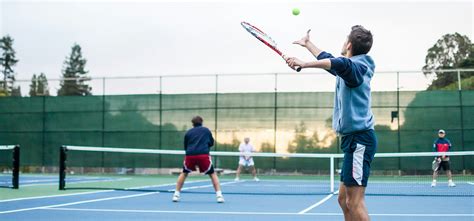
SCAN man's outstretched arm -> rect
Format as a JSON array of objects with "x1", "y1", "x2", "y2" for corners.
[
  {"x1": 286, "y1": 57, "x2": 366, "y2": 88},
  {"x1": 293, "y1": 29, "x2": 330, "y2": 59}
]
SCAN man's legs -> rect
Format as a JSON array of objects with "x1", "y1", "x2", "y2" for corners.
[
  {"x1": 345, "y1": 185, "x2": 369, "y2": 221},
  {"x1": 250, "y1": 166, "x2": 259, "y2": 181},
  {"x1": 338, "y1": 183, "x2": 351, "y2": 221},
  {"x1": 338, "y1": 129, "x2": 376, "y2": 221},
  {"x1": 432, "y1": 170, "x2": 438, "y2": 187},
  {"x1": 209, "y1": 172, "x2": 222, "y2": 192},
  {"x1": 447, "y1": 169, "x2": 456, "y2": 187},
  {"x1": 235, "y1": 165, "x2": 243, "y2": 181},
  {"x1": 209, "y1": 172, "x2": 224, "y2": 203},
  {"x1": 173, "y1": 172, "x2": 188, "y2": 202}
]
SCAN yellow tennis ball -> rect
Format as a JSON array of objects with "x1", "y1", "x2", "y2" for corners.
[{"x1": 292, "y1": 8, "x2": 300, "y2": 16}]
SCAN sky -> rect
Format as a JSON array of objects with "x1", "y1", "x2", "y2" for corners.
[
  {"x1": 0, "y1": 0, "x2": 471, "y2": 151},
  {"x1": 0, "y1": 0, "x2": 473, "y2": 95}
]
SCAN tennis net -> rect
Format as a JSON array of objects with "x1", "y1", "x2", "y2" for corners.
[
  {"x1": 0, "y1": 145, "x2": 20, "y2": 189},
  {"x1": 58, "y1": 145, "x2": 474, "y2": 196}
]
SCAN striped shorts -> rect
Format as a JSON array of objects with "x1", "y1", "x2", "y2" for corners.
[{"x1": 340, "y1": 129, "x2": 377, "y2": 187}]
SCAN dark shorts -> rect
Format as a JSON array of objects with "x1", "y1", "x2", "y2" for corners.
[
  {"x1": 436, "y1": 161, "x2": 451, "y2": 171},
  {"x1": 182, "y1": 154, "x2": 214, "y2": 175},
  {"x1": 340, "y1": 129, "x2": 377, "y2": 187}
]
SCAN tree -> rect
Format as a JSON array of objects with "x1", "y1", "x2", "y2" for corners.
[
  {"x1": 11, "y1": 86, "x2": 21, "y2": 97},
  {"x1": 29, "y1": 73, "x2": 50, "y2": 96},
  {"x1": 0, "y1": 35, "x2": 19, "y2": 96},
  {"x1": 287, "y1": 122, "x2": 336, "y2": 153},
  {"x1": 57, "y1": 44, "x2": 92, "y2": 96},
  {"x1": 423, "y1": 33, "x2": 473, "y2": 90},
  {"x1": 260, "y1": 142, "x2": 274, "y2": 153}
]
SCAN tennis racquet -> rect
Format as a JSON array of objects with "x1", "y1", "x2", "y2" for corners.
[
  {"x1": 241, "y1": 21, "x2": 302, "y2": 72},
  {"x1": 432, "y1": 157, "x2": 441, "y2": 171}
]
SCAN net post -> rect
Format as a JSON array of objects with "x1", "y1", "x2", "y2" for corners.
[
  {"x1": 330, "y1": 156, "x2": 334, "y2": 193},
  {"x1": 59, "y1": 145, "x2": 67, "y2": 190},
  {"x1": 12, "y1": 145, "x2": 20, "y2": 189}
]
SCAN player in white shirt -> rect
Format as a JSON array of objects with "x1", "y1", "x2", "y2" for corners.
[{"x1": 234, "y1": 137, "x2": 259, "y2": 181}]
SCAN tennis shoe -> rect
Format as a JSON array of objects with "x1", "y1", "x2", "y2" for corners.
[
  {"x1": 431, "y1": 180, "x2": 436, "y2": 187},
  {"x1": 448, "y1": 181, "x2": 456, "y2": 187},
  {"x1": 172, "y1": 194, "x2": 180, "y2": 202},
  {"x1": 216, "y1": 195, "x2": 225, "y2": 203}
]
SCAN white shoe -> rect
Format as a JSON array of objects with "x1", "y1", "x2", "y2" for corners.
[
  {"x1": 172, "y1": 194, "x2": 180, "y2": 202},
  {"x1": 216, "y1": 195, "x2": 225, "y2": 203},
  {"x1": 448, "y1": 181, "x2": 456, "y2": 187},
  {"x1": 254, "y1": 177, "x2": 260, "y2": 182},
  {"x1": 431, "y1": 181, "x2": 436, "y2": 187},
  {"x1": 234, "y1": 177, "x2": 240, "y2": 182}
]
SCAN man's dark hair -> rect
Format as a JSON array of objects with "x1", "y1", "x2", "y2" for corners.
[
  {"x1": 348, "y1": 25, "x2": 373, "y2": 56},
  {"x1": 192, "y1": 116, "x2": 203, "y2": 127}
]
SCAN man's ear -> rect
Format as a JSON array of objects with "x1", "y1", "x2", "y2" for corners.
[{"x1": 346, "y1": 42, "x2": 352, "y2": 52}]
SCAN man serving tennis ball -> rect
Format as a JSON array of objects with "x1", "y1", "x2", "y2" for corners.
[{"x1": 285, "y1": 26, "x2": 376, "y2": 221}]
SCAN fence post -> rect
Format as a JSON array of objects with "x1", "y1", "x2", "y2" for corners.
[
  {"x1": 101, "y1": 77, "x2": 106, "y2": 172},
  {"x1": 214, "y1": 75, "x2": 219, "y2": 169},
  {"x1": 273, "y1": 73, "x2": 278, "y2": 172},
  {"x1": 159, "y1": 76, "x2": 162, "y2": 168},
  {"x1": 397, "y1": 72, "x2": 401, "y2": 175},
  {"x1": 457, "y1": 70, "x2": 466, "y2": 173},
  {"x1": 41, "y1": 95, "x2": 46, "y2": 172}
]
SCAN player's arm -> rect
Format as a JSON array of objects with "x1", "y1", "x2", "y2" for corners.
[
  {"x1": 184, "y1": 134, "x2": 189, "y2": 151},
  {"x1": 246, "y1": 145, "x2": 255, "y2": 160},
  {"x1": 433, "y1": 140, "x2": 441, "y2": 160},
  {"x1": 239, "y1": 144, "x2": 245, "y2": 157},
  {"x1": 208, "y1": 130, "x2": 214, "y2": 147},
  {"x1": 286, "y1": 57, "x2": 366, "y2": 88},
  {"x1": 293, "y1": 29, "x2": 327, "y2": 58}
]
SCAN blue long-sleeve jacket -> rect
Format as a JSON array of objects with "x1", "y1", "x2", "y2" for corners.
[
  {"x1": 433, "y1": 138, "x2": 451, "y2": 152},
  {"x1": 317, "y1": 51, "x2": 376, "y2": 135},
  {"x1": 184, "y1": 125, "x2": 214, "y2": 155}
]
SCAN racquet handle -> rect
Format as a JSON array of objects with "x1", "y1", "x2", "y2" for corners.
[{"x1": 282, "y1": 55, "x2": 302, "y2": 72}]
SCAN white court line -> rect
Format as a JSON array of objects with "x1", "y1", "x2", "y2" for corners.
[
  {"x1": 20, "y1": 178, "x2": 132, "y2": 187},
  {"x1": 15, "y1": 178, "x2": 59, "y2": 184},
  {"x1": 0, "y1": 192, "x2": 157, "y2": 214},
  {"x1": 0, "y1": 179, "x2": 206, "y2": 203},
  {"x1": 297, "y1": 190, "x2": 339, "y2": 214},
  {"x1": 0, "y1": 179, "x2": 232, "y2": 214},
  {"x1": 0, "y1": 190, "x2": 115, "y2": 203},
  {"x1": 40, "y1": 208, "x2": 474, "y2": 217},
  {"x1": 168, "y1": 180, "x2": 243, "y2": 192}
]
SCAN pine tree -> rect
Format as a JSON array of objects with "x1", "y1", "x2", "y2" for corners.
[
  {"x1": 30, "y1": 73, "x2": 50, "y2": 96},
  {"x1": 57, "y1": 44, "x2": 91, "y2": 96},
  {"x1": 0, "y1": 35, "x2": 19, "y2": 96}
]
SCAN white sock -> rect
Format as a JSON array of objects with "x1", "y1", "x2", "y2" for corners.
[
  {"x1": 216, "y1": 191, "x2": 222, "y2": 196},
  {"x1": 433, "y1": 180, "x2": 436, "y2": 182},
  {"x1": 449, "y1": 179, "x2": 453, "y2": 182},
  {"x1": 174, "y1": 191, "x2": 180, "y2": 196}
]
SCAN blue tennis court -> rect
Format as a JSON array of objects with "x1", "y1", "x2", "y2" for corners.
[
  {"x1": 1, "y1": 178, "x2": 473, "y2": 221},
  {"x1": 0, "y1": 174, "x2": 125, "y2": 187}
]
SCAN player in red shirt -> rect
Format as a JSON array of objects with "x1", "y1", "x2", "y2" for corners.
[{"x1": 431, "y1": 129, "x2": 456, "y2": 187}]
